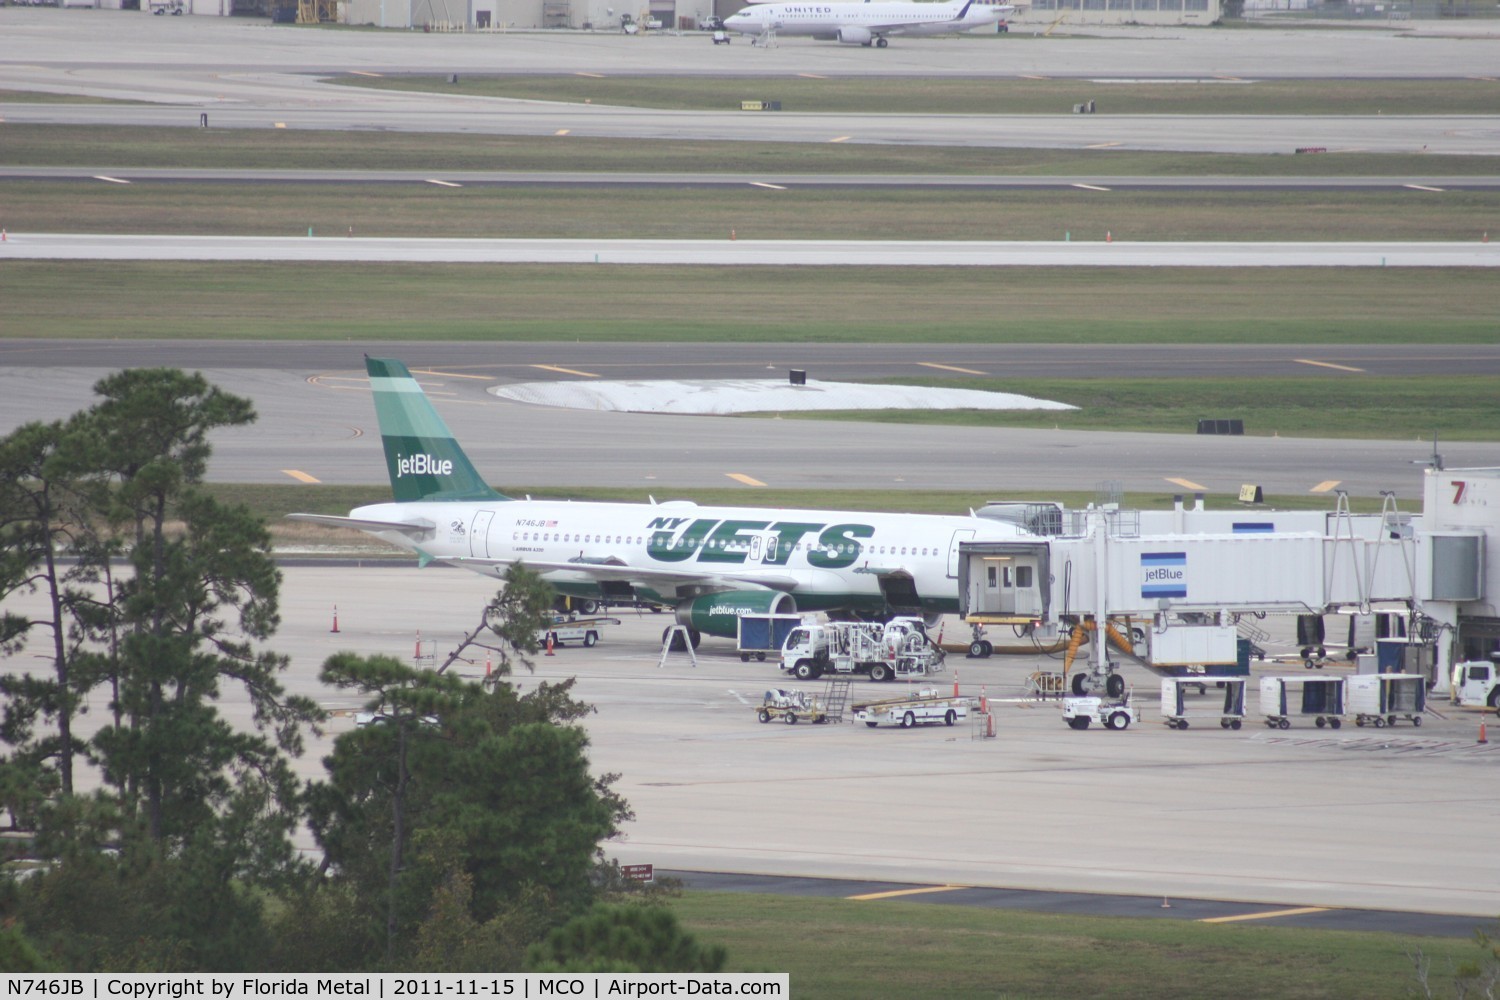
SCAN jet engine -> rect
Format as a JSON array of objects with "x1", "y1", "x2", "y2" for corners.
[
  {"x1": 676, "y1": 590, "x2": 797, "y2": 639},
  {"x1": 836, "y1": 25, "x2": 873, "y2": 44}
]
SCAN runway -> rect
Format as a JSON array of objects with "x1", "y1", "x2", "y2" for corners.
[
  {"x1": 9, "y1": 166, "x2": 1500, "y2": 191},
  {"x1": 7, "y1": 233, "x2": 1499, "y2": 267}
]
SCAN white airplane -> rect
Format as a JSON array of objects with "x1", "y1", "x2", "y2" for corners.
[
  {"x1": 724, "y1": 0, "x2": 1010, "y2": 47},
  {"x1": 289, "y1": 358, "x2": 1030, "y2": 647}
]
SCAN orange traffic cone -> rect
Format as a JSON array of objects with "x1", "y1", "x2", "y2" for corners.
[
  {"x1": 730, "y1": 228, "x2": 737, "y2": 241},
  {"x1": 485, "y1": 653, "x2": 492, "y2": 677},
  {"x1": 1481, "y1": 721, "x2": 1489, "y2": 744},
  {"x1": 1105, "y1": 230, "x2": 1113, "y2": 243},
  {"x1": 980, "y1": 686, "x2": 988, "y2": 715},
  {"x1": 545, "y1": 632, "x2": 555, "y2": 656},
  {"x1": 953, "y1": 667, "x2": 960, "y2": 699},
  {"x1": 414, "y1": 629, "x2": 422, "y2": 660},
  {"x1": 330, "y1": 605, "x2": 340, "y2": 633}
]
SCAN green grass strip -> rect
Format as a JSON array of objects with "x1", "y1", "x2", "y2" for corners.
[
  {"x1": 332, "y1": 73, "x2": 1500, "y2": 117},
  {"x1": 5, "y1": 262, "x2": 1496, "y2": 345},
  {"x1": 670, "y1": 891, "x2": 1487, "y2": 1000},
  {"x1": 6, "y1": 181, "x2": 1499, "y2": 242},
  {"x1": 6, "y1": 124, "x2": 1500, "y2": 176}
]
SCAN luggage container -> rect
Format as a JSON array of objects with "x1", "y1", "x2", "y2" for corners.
[
  {"x1": 1259, "y1": 675, "x2": 1345, "y2": 730},
  {"x1": 1347, "y1": 673, "x2": 1426, "y2": 728},
  {"x1": 1161, "y1": 677, "x2": 1246, "y2": 730},
  {"x1": 738, "y1": 613, "x2": 802, "y2": 662}
]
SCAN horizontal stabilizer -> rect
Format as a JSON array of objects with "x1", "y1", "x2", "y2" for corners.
[{"x1": 286, "y1": 512, "x2": 436, "y2": 537}]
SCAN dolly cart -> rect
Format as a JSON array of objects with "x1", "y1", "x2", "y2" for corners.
[
  {"x1": 1259, "y1": 675, "x2": 1345, "y2": 730},
  {"x1": 1348, "y1": 673, "x2": 1426, "y2": 728},
  {"x1": 1161, "y1": 677, "x2": 1246, "y2": 730}
]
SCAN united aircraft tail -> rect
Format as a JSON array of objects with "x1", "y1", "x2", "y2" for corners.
[{"x1": 365, "y1": 356, "x2": 507, "y2": 503}]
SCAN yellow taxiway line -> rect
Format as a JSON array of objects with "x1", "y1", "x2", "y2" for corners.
[
  {"x1": 1295, "y1": 359, "x2": 1365, "y2": 373},
  {"x1": 726, "y1": 473, "x2": 768, "y2": 487},
  {"x1": 1311, "y1": 480, "x2": 1342, "y2": 494},
  {"x1": 1201, "y1": 906, "x2": 1328, "y2": 924},
  {"x1": 847, "y1": 885, "x2": 964, "y2": 901},
  {"x1": 281, "y1": 469, "x2": 321, "y2": 484},
  {"x1": 919, "y1": 361, "x2": 988, "y2": 375},
  {"x1": 531, "y1": 364, "x2": 599, "y2": 378},
  {"x1": 1166, "y1": 477, "x2": 1208, "y2": 492}
]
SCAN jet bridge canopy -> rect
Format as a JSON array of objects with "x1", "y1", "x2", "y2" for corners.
[{"x1": 958, "y1": 540, "x2": 1051, "y2": 624}]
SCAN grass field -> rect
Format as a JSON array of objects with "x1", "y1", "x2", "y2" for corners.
[
  {"x1": 8, "y1": 181, "x2": 1499, "y2": 242},
  {"x1": 5, "y1": 261, "x2": 1495, "y2": 346},
  {"x1": 7, "y1": 123, "x2": 1500, "y2": 177},
  {"x1": 332, "y1": 73, "x2": 1500, "y2": 117},
  {"x1": 669, "y1": 892, "x2": 1489, "y2": 1000}
]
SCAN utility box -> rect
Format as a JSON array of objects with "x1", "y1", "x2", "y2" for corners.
[{"x1": 1149, "y1": 624, "x2": 1239, "y2": 669}]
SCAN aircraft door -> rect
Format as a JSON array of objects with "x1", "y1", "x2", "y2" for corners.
[
  {"x1": 1011, "y1": 557, "x2": 1040, "y2": 615},
  {"x1": 470, "y1": 510, "x2": 495, "y2": 558},
  {"x1": 947, "y1": 529, "x2": 975, "y2": 578},
  {"x1": 984, "y1": 556, "x2": 1040, "y2": 615}
]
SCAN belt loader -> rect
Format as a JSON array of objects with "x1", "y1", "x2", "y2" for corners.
[{"x1": 853, "y1": 688, "x2": 970, "y2": 729}]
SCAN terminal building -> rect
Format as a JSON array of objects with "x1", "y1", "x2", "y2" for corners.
[{"x1": 957, "y1": 466, "x2": 1499, "y2": 698}]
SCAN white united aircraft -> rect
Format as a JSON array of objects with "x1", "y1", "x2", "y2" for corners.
[
  {"x1": 724, "y1": 0, "x2": 1011, "y2": 47},
  {"x1": 290, "y1": 358, "x2": 1029, "y2": 647}
]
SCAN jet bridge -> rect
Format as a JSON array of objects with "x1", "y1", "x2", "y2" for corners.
[{"x1": 958, "y1": 489, "x2": 1478, "y2": 695}]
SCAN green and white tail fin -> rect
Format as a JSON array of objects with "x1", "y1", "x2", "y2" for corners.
[{"x1": 365, "y1": 356, "x2": 507, "y2": 503}]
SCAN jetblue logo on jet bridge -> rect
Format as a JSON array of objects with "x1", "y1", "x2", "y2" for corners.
[
  {"x1": 1141, "y1": 551, "x2": 1187, "y2": 599},
  {"x1": 397, "y1": 453, "x2": 453, "y2": 478}
]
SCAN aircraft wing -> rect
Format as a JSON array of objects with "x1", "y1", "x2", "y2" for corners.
[
  {"x1": 287, "y1": 512, "x2": 436, "y2": 537},
  {"x1": 442, "y1": 555, "x2": 800, "y2": 593}
]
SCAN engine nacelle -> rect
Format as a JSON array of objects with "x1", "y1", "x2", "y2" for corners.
[
  {"x1": 836, "y1": 25, "x2": 872, "y2": 44},
  {"x1": 676, "y1": 590, "x2": 797, "y2": 639}
]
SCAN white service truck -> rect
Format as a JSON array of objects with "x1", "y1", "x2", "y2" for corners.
[
  {"x1": 538, "y1": 614, "x2": 619, "y2": 649},
  {"x1": 1451, "y1": 659, "x2": 1500, "y2": 713},
  {"x1": 780, "y1": 617, "x2": 942, "y2": 682}
]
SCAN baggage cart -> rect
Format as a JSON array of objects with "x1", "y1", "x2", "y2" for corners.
[
  {"x1": 1259, "y1": 675, "x2": 1345, "y2": 730},
  {"x1": 1348, "y1": 673, "x2": 1426, "y2": 728},
  {"x1": 1161, "y1": 677, "x2": 1246, "y2": 730},
  {"x1": 755, "y1": 688, "x2": 829, "y2": 725}
]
